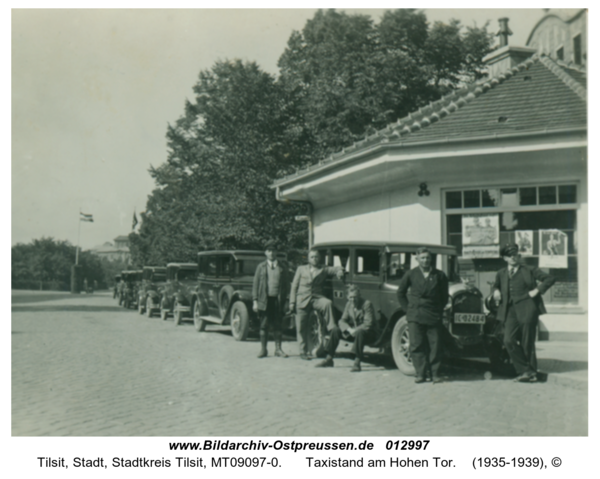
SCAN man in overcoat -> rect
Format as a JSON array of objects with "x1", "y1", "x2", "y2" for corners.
[
  {"x1": 492, "y1": 243, "x2": 555, "y2": 382},
  {"x1": 289, "y1": 249, "x2": 344, "y2": 360},
  {"x1": 315, "y1": 284, "x2": 379, "y2": 372},
  {"x1": 397, "y1": 247, "x2": 449, "y2": 384},
  {"x1": 252, "y1": 240, "x2": 290, "y2": 358}
]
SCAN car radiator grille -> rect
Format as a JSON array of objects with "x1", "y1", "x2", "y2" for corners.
[{"x1": 451, "y1": 292, "x2": 483, "y2": 337}]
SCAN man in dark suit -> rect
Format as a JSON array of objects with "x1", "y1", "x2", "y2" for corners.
[
  {"x1": 492, "y1": 243, "x2": 555, "y2": 382},
  {"x1": 252, "y1": 240, "x2": 290, "y2": 359},
  {"x1": 290, "y1": 249, "x2": 344, "y2": 360},
  {"x1": 315, "y1": 284, "x2": 379, "y2": 372},
  {"x1": 397, "y1": 247, "x2": 449, "y2": 384}
]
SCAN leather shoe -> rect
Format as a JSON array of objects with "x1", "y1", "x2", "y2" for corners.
[
  {"x1": 315, "y1": 358, "x2": 334, "y2": 368},
  {"x1": 299, "y1": 353, "x2": 311, "y2": 361},
  {"x1": 414, "y1": 377, "x2": 426, "y2": 384},
  {"x1": 257, "y1": 349, "x2": 267, "y2": 359},
  {"x1": 350, "y1": 362, "x2": 361, "y2": 373},
  {"x1": 274, "y1": 349, "x2": 288, "y2": 358},
  {"x1": 514, "y1": 372, "x2": 535, "y2": 383}
]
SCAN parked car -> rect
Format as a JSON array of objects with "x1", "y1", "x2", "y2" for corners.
[
  {"x1": 310, "y1": 242, "x2": 503, "y2": 375},
  {"x1": 159, "y1": 263, "x2": 198, "y2": 323},
  {"x1": 175, "y1": 250, "x2": 288, "y2": 340},
  {"x1": 137, "y1": 266, "x2": 167, "y2": 317}
]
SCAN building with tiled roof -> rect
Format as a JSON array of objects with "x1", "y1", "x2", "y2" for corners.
[{"x1": 274, "y1": 18, "x2": 587, "y2": 337}]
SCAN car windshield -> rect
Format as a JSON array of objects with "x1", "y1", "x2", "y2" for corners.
[
  {"x1": 152, "y1": 273, "x2": 166, "y2": 282},
  {"x1": 177, "y1": 269, "x2": 197, "y2": 281},
  {"x1": 386, "y1": 252, "x2": 460, "y2": 284}
]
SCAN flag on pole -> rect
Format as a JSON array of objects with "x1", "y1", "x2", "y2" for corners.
[
  {"x1": 132, "y1": 211, "x2": 138, "y2": 230},
  {"x1": 80, "y1": 212, "x2": 94, "y2": 223}
]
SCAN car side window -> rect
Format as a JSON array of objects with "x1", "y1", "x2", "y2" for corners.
[
  {"x1": 355, "y1": 249, "x2": 380, "y2": 277},
  {"x1": 331, "y1": 248, "x2": 350, "y2": 272},
  {"x1": 218, "y1": 256, "x2": 233, "y2": 278}
]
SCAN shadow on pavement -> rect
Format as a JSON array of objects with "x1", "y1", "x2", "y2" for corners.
[
  {"x1": 12, "y1": 305, "x2": 132, "y2": 313},
  {"x1": 537, "y1": 358, "x2": 588, "y2": 374},
  {"x1": 11, "y1": 292, "x2": 92, "y2": 304}
]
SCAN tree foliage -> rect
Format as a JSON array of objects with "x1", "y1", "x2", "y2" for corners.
[{"x1": 130, "y1": 9, "x2": 494, "y2": 266}]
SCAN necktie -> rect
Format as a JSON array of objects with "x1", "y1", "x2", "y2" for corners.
[{"x1": 509, "y1": 267, "x2": 516, "y2": 278}]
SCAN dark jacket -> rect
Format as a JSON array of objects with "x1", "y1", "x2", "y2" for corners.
[
  {"x1": 252, "y1": 260, "x2": 290, "y2": 313},
  {"x1": 492, "y1": 265, "x2": 555, "y2": 321},
  {"x1": 397, "y1": 267, "x2": 449, "y2": 325},
  {"x1": 339, "y1": 298, "x2": 378, "y2": 335}
]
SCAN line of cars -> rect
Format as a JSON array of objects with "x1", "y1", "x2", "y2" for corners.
[{"x1": 113, "y1": 241, "x2": 510, "y2": 376}]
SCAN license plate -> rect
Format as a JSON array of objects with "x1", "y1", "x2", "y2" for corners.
[{"x1": 454, "y1": 313, "x2": 486, "y2": 324}]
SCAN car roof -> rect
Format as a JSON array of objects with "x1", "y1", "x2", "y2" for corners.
[
  {"x1": 143, "y1": 266, "x2": 166, "y2": 272},
  {"x1": 313, "y1": 241, "x2": 457, "y2": 255},
  {"x1": 166, "y1": 262, "x2": 197, "y2": 268},
  {"x1": 198, "y1": 250, "x2": 286, "y2": 260}
]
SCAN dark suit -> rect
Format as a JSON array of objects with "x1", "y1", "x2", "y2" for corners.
[
  {"x1": 493, "y1": 265, "x2": 555, "y2": 375},
  {"x1": 397, "y1": 267, "x2": 449, "y2": 379},
  {"x1": 325, "y1": 298, "x2": 378, "y2": 361},
  {"x1": 252, "y1": 260, "x2": 289, "y2": 333},
  {"x1": 290, "y1": 264, "x2": 342, "y2": 355}
]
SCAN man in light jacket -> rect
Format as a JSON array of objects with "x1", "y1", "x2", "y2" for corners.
[{"x1": 289, "y1": 248, "x2": 344, "y2": 360}]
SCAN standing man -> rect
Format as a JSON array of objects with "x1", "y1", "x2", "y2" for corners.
[
  {"x1": 253, "y1": 240, "x2": 290, "y2": 359},
  {"x1": 397, "y1": 247, "x2": 449, "y2": 384},
  {"x1": 315, "y1": 284, "x2": 379, "y2": 372},
  {"x1": 492, "y1": 243, "x2": 555, "y2": 382},
  {"x1": 290, "y1": 249, "x2": 344, "y2": 360}
]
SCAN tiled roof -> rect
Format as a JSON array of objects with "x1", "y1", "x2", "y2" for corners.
[{"x1": 274, "y1": 54, "x2": 587, "y2": 187}]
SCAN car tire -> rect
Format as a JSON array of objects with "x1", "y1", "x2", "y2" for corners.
[
  {"x1": 173, "y1": 301, "x2": 181, "y2": 326},
  {"x1": 219, "y1": 293, "x2": 231, "y2": 320},
  {"x1": 230, "y1": 301, "x2": 250, "y2": 341},
  {"x1": 193, "y1": 299, "x2": 207, "y2": 332},
  {"x1": 309, "y1": 310, "x2": 327, "y2": 358},
  {"x1": 391, "y1": 317, "x2": 416, "y2": 376},
  {"x1": 146, "y1": 297, "x2": 154, "y2": 318}
]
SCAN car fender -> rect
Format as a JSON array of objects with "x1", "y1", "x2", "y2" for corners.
[{"x1": 222, "y1": 290, "x2": 253, "y2": 325}]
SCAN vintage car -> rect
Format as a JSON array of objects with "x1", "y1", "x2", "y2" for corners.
[
  {"x1": 310, "y1": 242, "x2": 503, "y2": 376},
  {"x1": 113, "y1": 274, "x2": 121, "y2": 299},
  {"x1": 159, "y1": 263, "x2": 199, "y2": 323},
  {"x1": 121, "y1": 270, "x2": 143, "y2": 309},
  {"x1": 177, "y1": 250, "x2": 288, "y2": 340},
  {"x1": 137, "y1": 266, "x2": 167, "y2": 317}
]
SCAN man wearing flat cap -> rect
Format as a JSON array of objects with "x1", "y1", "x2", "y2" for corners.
[
  {"x1": 492, "y1": 243, "x2": 555, "y2": 382},
  {"x1": 253, "y1": 240, "x2": 290, "y2": 358}
]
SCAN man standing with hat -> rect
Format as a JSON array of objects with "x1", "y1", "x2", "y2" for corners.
[
  {"x1": 253, "y1": 240, "x2": 290, "y2": 359},
  {"x1": 492, "y1": 243, "x2": 555, "y2": 382}
]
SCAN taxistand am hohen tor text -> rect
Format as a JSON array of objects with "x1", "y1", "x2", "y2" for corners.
[{"x1": 306, "y1": 457, "x2": 454, "y2": 468}]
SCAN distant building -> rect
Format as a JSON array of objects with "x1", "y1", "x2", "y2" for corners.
[
  {"x1": 90, "y1": 235, "x2": 130, "y2": 262},
  {"x1": 526, "y1": 9, "x2": 587, "y2": 67}
]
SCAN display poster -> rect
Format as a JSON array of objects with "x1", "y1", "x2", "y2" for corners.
[
  {"x1": 516, "y1": 230, "x2": 534, "y2": 256},
  {"x1": 462, "y1": 214, "x2": 500, "y2": 258},
  {"x1": 539, "y1": 229, "x2": 568, "y2": 268}
]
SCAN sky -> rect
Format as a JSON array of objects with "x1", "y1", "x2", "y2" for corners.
[{"x1": 11, "y1": 7, "x2": 553, "y2": 250}]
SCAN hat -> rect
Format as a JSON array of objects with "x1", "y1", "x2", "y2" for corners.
[
  {"x1": 264, "y1": 240, "x2": 278, "y2": 251},
  {"x1": 500, "y1": 243, "x2": 519, "y2": 257}
]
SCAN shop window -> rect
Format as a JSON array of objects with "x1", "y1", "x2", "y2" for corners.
[
  {"x1": 355, "y1": 249, "x2": 380, "y2": 277},
  {"x1": 482, "y1": 189, "x2": 500, "y2": 207}
]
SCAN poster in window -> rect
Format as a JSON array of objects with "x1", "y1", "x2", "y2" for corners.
[
  {"x1": 539, "y1": 229, "x2": 568, "y2": 268},
  {"x1": 462, "y1": 214, "x2": 500, "y2": 258},
  {"x1": 516, "y1": 230, "x2": 534, "y2": 256}
]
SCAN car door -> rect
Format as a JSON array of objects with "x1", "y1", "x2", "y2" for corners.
[
  {"x1": 352, "y1": 247, "x2": 383, "y2": 315},
  {"x1": 327, "y1": 247, "x2": 351, "y2": 318}
]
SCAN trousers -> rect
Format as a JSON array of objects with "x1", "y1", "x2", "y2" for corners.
[
  {"x1": 295, "y1": 296, "x2": 335, "y2": 355},
  {"x1": 409, "y1": 322, "x2": 443, "y2": 379},
  {"x1": 503, "y1": 301, "x2": 538, "y2": 374},
  {"x1": 258, "y1": 297, "x2": 282, "y2": 334},
  {"x1": 325, "y1": 326, "x2": 373, "y2": 360}
]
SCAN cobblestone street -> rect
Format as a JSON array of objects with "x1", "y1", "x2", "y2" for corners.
[{"x1": 12, "y1": 291, "x2": 587, "y2": 437}]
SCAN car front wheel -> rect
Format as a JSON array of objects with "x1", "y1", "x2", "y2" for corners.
[
  {"x1": 391, "y1": 317, "x2": 416, "y2": 376},
  {"x1": 193, "y1": 299, "x2": 207, "y2": 332},
  {"x1": 230, "y1": 301, "x2": 249, "y2": 341}
]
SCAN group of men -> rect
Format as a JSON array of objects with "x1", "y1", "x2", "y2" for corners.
[{"x1": 252, "y1": 240, "x2": 555, "y2": 384}]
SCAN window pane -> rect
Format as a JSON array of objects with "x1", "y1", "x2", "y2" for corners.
[
  {"x1": 332, "y1": 249, "x2": 350, "y2": 272},
  {"x1": 446, "y1": 191, "x2": 462, "y2": 209},
  {"x1": 500, "y1": 188, "x2": 519, "y2": 207},
  {"x1": 482, "y1": 189, "x2": 501, "y2": 207},
  {"x1": 558, "y1": 185, "x2": 577, "y2": 204},
  {"x1": 447, "y1": 214, "x2": 462, "y2": 234},
  {"x1": 573, "y1": 34, "x2": 582, "y2": 65},
  {"x1": 519, "y1": 187, "x2": 537, "y2": 206},
  {"x1": 539, "y1": 186, "x2": 557, "y2": 204},
  {"x1": 463, "y1": 190, "x2": 480, "y2": 208}
]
